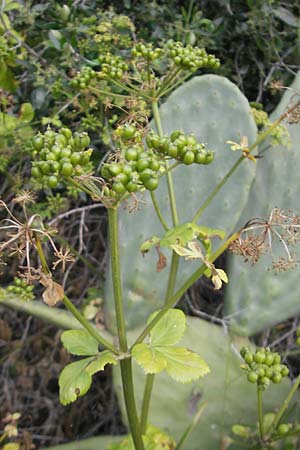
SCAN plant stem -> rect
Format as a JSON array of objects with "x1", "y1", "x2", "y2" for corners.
[
  {"x1": 140, "y1": 374, "x2": 155, "y2": 434},
  {"x1": 257, "y1": 387, "x2": 264, "y2": 442},
  {"x1": 131, "y1": 232, "x2": 239, "y2": 347},
  {"x1": 150, "y1": 191, "x2": 169, "y2": 231},
  {"x1": 191, "y1": 99, "x2": 300, "y2": 224},
  {"x1": 268, "y1": 373, "x2": 300, "y2": 434},
  {"x1": 107, "y1": 208, "x2": 145, "y2": 450},
  {"x1": 107, "y1": 208, "x2": 127, "y2": 352},
  {"x1": 120, "y1": 358, "x2": 146, "y2": 450},
  {"x1": 164, "y1": 252, "x2": 180, "y2": 305}
]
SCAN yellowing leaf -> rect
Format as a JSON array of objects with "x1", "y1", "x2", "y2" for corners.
[
  {"x1": 132, "y1": 343, "x2": 167, "y2": 374},
  {"x1": 86, "y1": 350, "x2": 117, "y2": 375},
  {"x1": 161, "y1": 347, "x2": 210, "y2": 383}
]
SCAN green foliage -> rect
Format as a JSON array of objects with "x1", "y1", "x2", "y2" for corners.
[
  {"x1": 114, "y1": 317, "x2": 291, "y2": 450},
  {"x1": 132, "y1": 309, "x2": 210, "y2": 382},
  {"x1": 105, "y1": 74, "x2": 257, "y2": 331},
  {"x1": 59, "y1": 330, "x2": 117, "y2": 405}
]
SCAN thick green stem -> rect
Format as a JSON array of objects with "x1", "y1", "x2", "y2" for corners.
[
  {"x1": 140, "y1": 374, "x2": 155, "y2": 434},
  {"x1": 192, "y1": 99, "x2": 300, "y2": 224},
  {"x1": 257, "y1": 387, "x2": 264, "y2": 442},
  {"x1": 107, "y1": 208, "x2": 127, "y2": 352},
  {"x1": 107, "y1": 208, "x2": 145, "y2": 450},
  {"x1": 120, "y1": 358, "x2": 146, "y2": 450},
  {"x1": 164, "y1": 252, "x2": 180, "y2": 306}
]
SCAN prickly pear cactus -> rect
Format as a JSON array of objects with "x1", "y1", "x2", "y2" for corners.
[
  {"x1": 225, "y1": 71, "x2": 300, "y2": 336},
  {"x1": 104, "y1": 75, "x2": 257, "y2": 331},
  {"x1": 113, "y1": 317, "x2": 290, "y2": 450}
]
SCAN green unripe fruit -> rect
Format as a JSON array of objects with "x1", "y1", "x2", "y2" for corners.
[
  {"x1": 127, "y1": 181, "x2": 139, "y2": 193},
  {"x1": 143, "y1": 177, "x2": 158, "y2": 191},
  {"x1": 32, "y1": 135, "x2": 44, "y2": 151},
  {"x1": 240, "y1": 347, "x2": 248, "y2": 358},
  {"x1": 125, "y1": 148, "x2": 138, "y2": 161},
  {"x1": 51, "y1": 161, "x2": 61, "y2": 172},
  {"x1": 108, "y1": 163, "x2": 122, "y2": 177},
  {"x1": 183, "y1": 150, "x2": 195, "y2": 165},
  {"x1": 256, "y1": 367, "x2": 265, "y2": 378},
  {"x1": 71, "y1": 152, "x2": 81, "y2": 165},
  {"x1": 170, "y1": 130, "x2": 182, "y2": 142},
  {"x1": 136, "y1": 159, "x2": 150, "y2": 172},
  {"x1": 204, "y1": 152, "x2": 214, "y2": 164},
  {"x1": 112, "y1": 181, "x2": 126, "y2": 194},
  {"x1": 137, "y1": 151, "x2": 149, "y2": 160},
  {"x1": 265, "y1": 353, "x2": 274, "y2": 366},
  {"x1": 195, "y1": 152, "x2": 207, "y2": 164},
  {"x1": 265, "y1": 368, "x2": 273, "y2": 378},
  {"x1": 31, "y1": 166, "x2": 43, "y2": 178},
  {"x1": 47, "y1": 152, "x2": 59, "y2": 161},
  {"x1": 247, "y1": 371, "x2": 258, "y2": 383},
  {"x1": 115, "y1": 172, "x2": 130, "y2": 185},
  {"x1": 148, "y1": 134, "x2": 161, "y2": 149},
  {"x1": 254, "y1": 351, "x2": 266, "y2": 364},
  {"x1": 48, "y1": 175, "x2": 58, "y2": 189},
  {"x1": 272, "y1": 364, "x2": 282, "y2": 373},
  {"x1": 41, "y1": 162, "x2": 52, "y2": 175},
  {"x1": 52, "y1": 145, "x2": 62, "y2": 157},
  {"x1": 149, "y1": 159, "x2": 160, "y2": 172},
  {"x1": 281, "y1": 366, "x2": 289, "y2": 377},
  {"x1": 61, "y1": 147, "x2": 72, "y2": 159},
  {"x1": 80, "y1": 133, "x2": 90, "y2": 148},
  {"x1": 168, "y1": 144, "x2": 178, "y2": 158},
  {"x1": 296, "y1": 336, "x2": 300, "y2": 346},
  {"x1": 277, "y1": 424, "x2": 290, "y2": 435},
  {"x1": 186, "y1": 134, "x2": 197, "y2": 146},
  {"x1": 123, "y1": 164, "x2": 133, "y2": 176},
  {"x1": 61, "y1": 162, "x2": 74, "y2": 176},
  {"x1": 139, "y1": 169, "x2": 154, "y2": 183},
  {"x1": 273, "y1": 353, "x2": 281, "y2": 364},
  {"x1": 80, "y1": 150, "x2": 92, "y2": 165},
  {"x1": 272, "y1": 373, "x2": 282, "y2": 384},
  {"x1": 244, "y1": 352, "x2": 254, "y2": 365},
  {"x1": 55, "y1": 134, "x2": 68, "y2": 148},
  {"x1": 121, "y1": 124, "x2": 136, "y2": 140}
]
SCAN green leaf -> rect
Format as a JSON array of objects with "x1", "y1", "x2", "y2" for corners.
[
  {"x1": 0, "y1": 63, "x2": 16, "y2": 92},
  {"x1": 86, "y1": 350, "x2": 117, "y2": 375},
  {"x1": 59, "y1": 357, "x2": 94, "y2": 405},
  {"x1": 161, "y1": 347, "x2": 210, "y2": 383},
  {"x1": 19, "y1": 103, "x2": 34, "y2": 123},
  {"x1": 3, "y1": 1, "x2": 21, "y2": 11},
  {"x1": 149, "y1": 309, "x2": 186, "y2": 346},
  {"x1": 61, "y1": 329, "x2": 99, "y2": 356},
  {"x1": 132, "y1": 343, "x2": 167, "y2": 374}
]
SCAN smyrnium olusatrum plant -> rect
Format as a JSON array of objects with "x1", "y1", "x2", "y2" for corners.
[{"x1": 2, "y1": 39, "x2": 300, "y2": 450}]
